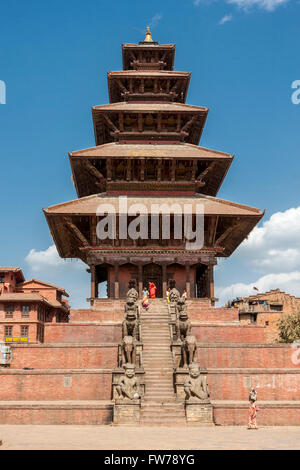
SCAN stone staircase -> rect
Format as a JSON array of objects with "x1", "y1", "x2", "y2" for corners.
[{"x1": 139, "y1": 299, "x2": 186, "y2": 426}]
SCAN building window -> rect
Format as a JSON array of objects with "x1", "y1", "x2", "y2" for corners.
[
  {"x1": 0, "y1": 274, "x2": 4, "y2": 283},
  {"x1": 22, "y1": 305, "x2": 30, "y2": 318},
  {"x1": 5, "y1": 305, "x2": 14, "y2": 318},
  {"x1": 37, "y1": 325, "x2": 44, "y2": 343},
  {"x1": 265, "y1": 321, "x2": 269, "y2": 326},
  {"x1": 5, "y1": 326, "x2": 13, "y2": 337},
  {"x1": 21, "y1": 326, "x2": 29, "y2": 337}
]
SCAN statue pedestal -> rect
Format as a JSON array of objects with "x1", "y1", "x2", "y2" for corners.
[
  {"x1": 185, "y1": 400, "x2": 214, "y2": 426},
  {"x1": 113, "y1": 400, "x2": 141, "y2": 425},
  {"x1": 171, "y1": 341, "x2": 182, "y2": 368}
]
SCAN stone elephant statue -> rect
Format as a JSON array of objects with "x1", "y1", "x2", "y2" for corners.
[
  {"x1": 120, "y1": 336, "x2": 136, "y2": 366},
  {"x1": 182, "y1": 335, "x2": 198, "y2": 368}
]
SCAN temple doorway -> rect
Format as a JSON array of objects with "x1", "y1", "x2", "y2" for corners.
[
  {"x1": 196, "y1": 265, "x2": 208, "y2": 298},
  {"x1": 143, "y1": 263, "x2": 162, "y2": 298},
  {"x1": 96, "y1": 265, "x2": 108, "y2": 298}
]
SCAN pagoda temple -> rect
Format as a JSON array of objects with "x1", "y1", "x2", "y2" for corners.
[{"x1": 44, "y1": 29, "x2": 264, "y2": 304}]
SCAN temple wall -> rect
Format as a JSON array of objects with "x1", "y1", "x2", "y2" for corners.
[
  {"x1": 44, "y1": 323, "x2": 122, "y2": 343},
  {"x1": 0, "y1": 369, "x2": 113, "y2": 401},
  {"x1": 9, "y1": 343, "x2": 118, "y2": 369},
  {"x1": 206, "y1": 369, "x2": 300, "y2": 401},
  {"x1": 197, "y1": 344, "x2": 299, "y2": 369},
  {"x1": 0, "y1": 403, "x2": 113, "y2": 425},
  {"x1": 191, "y1": 324, "x2": 266, "y2": 343},
  {"x1": 0, "y1": 368, "x2": 298, "y2": 402}
]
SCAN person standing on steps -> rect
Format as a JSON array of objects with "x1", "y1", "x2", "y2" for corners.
[
  {"x1": 166, "y1": 287, "x2": 170, "y2": 304},
  {"x1": 182, "y1": 289, "x2": 187, "y2": 300},
  {"x1": 149, "y1": 282, "x2": 157, "y2": 299},
  {"x1": 142, "y1": 288, "x2": 149, "y2": 311}
]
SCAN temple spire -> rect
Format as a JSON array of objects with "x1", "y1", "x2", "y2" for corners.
[{"x1": 144, "y1": 27, "x2": 154, "y2": 43}]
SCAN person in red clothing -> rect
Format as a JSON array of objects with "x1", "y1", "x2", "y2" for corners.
[{"x1": 149, "y1": 282, "x2": 157, "y2": 299}]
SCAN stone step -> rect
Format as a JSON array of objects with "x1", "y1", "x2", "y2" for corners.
[
  {"x1": 139, "y1": 420, "x2": 186, "y2": 426},
  {"x1": 145, "y1": 394, "x2": 175, "y2": 399},
  {"x1": 143, "y1": 362, "x2": 173, "y2": 366},
  {"x1": 141, "y1": 412, "x2": 186, "y2": 419}
]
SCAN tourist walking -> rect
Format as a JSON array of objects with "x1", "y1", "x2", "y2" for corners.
[
  {"x1": 142, "y1": 291, "x2": 149, "y2": 311},
  {"x1": 248, "y1": 388, "x2": 259, "y2": 429}
]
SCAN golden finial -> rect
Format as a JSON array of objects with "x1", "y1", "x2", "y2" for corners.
[{"x1": 144, "y1": 27, "x2": 153, "y2": 43}]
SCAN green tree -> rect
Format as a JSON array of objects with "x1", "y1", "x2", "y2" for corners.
[{"x1": 277, "y1": 311, "x2": 300, "y2": 343}]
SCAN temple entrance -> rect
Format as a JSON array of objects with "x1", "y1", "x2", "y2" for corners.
[
  {"x1": 143, "y1": 263, "x2": 163, "y2": 298},
  {"x1": 96, "y1": 265, "x2": 108, "y2": 298},
  {"x1": 196, "y1": 265, "x2": 208, "y2": 298}
]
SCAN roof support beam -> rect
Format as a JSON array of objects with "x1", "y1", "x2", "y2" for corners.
[
  {"x1": 82, "y1": 160, "x2": 104, "y2": 181},
  {"x1": 215, "y1": 218, "x2": 240, "y2": 247},
  {"x1": 64, "y1": 217, "x2": 90, "y2": 247},
  {"x1": 207, "y1": 215, "x2": 219, "y2": 246}
]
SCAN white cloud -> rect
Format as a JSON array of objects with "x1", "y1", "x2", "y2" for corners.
[
  {"x1": 227, "y1": 0, "x2": 289, "y2": 11},
  {"x1": 25, "y1": 245, "x2": 89, "y2": 308},
  {"x1": 26, "y1": 245, "x2": 66, "y2": 272},
  {"x1": 193, "y1": 0, "x2": 289, "y2": 10},
  {"x1": 239, "y1": 206, "x2": 300, "y2": 272},
  {"x1": 219, "y1": 13, "x2": 233, "y2": 23},
  {"x1": 216, "y1": 205, "x2": 300, "y2": 305},
  {"x1": 216, "y1": 271, "x2": 300, "y2": 305},
  {"x1": 148, "y1": 13, "x2": 163, "y2": 29},
  {"x1": 26, "y1": 245, "x2": 86, "y2": 273}
]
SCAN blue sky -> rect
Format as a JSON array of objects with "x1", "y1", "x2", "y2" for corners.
[{"x1": 0, "y1": 0, "x2": 300, "y2": 307}]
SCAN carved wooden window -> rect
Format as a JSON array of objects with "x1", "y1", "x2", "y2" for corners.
[
  {"x1": 21, "y1": 325, "x2": 29, "y2": 337},
  {"x1": 5, "y1": 326, "x2": 13, "y2": 337},
  {"x1": 22, "y1": 305, "x2": 30, "y2": 318},
  {"x1": 5, "y1": 305, "x2": 14, "y2": 318}
]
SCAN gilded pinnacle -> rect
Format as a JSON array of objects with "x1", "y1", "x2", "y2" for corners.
[{"x1": 144, "y1": 27, "x2": 154, "y2": 43}]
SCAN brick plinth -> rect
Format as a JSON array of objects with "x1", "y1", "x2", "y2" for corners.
[
  {"x1": 0, "y1": 369, "x2": 113, "y2": 401},
  {"x1": 207, "y1": 369, "x2": 300, "y2": 401},
  {"x1": 0, "y1": 401, "x2": 113, "y2": 425},
  {"x1": 9, "y1": 343, "x2": 118, "y2": 369},
  {"x1": 213, "y1": 401, "x2": 300, "y2": 426}
]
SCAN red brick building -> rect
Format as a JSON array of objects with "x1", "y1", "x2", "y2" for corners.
[
  {"x1": 233, "y1": 289, "x2": 300, "y2": 342},
  {"x1": 0, "y1": 268, "x2": 69, "y2": 343}
]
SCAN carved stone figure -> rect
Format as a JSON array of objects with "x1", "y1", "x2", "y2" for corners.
[
  {"x1": 176, "y1": 296, "x2": 187, "y2": 318},
  {"x1": 176, "y1": 307, "x2": 191, "y2": 341},
  {"x1": 182, "y1": 335, "x2": 198, "y2": 367},
  {"x1": 126, "y1": 281, "x2": 139, "y2": 303},
  {"x1": 121, "y1": 336, "x2": 136, "y2": 365},
  {"x1": 184, "y1": 363, "x2": 210, "y2": 401},
  {"x1": 122, "y1": 302, "x2": 138, "y2": 339},
  {"x1": 169, "y1": 284, "x2": 180, "y2": 305},
  {"x1": 116, "y1": 363, "x2": 142, "y2": 401}
]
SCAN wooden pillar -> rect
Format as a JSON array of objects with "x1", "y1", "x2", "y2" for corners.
[
  {"x1": 90, "y1": 265, "x2": 98, "y2": 299},
  {"x1": 138, "y1": 264, "x2": 143, "y2": 297},
  {"x1": 207, "y1": 265, "x2": 214, "y2": 300},
  {"x1": 185, "y1": 264, "x2": 191, "y2": 298},
  {"x1": 162, "y1": 264, "x2": 167, "y2": 299},
  {"x1": 114, "y1": 264, "x2": 119, "y2": 299}
]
